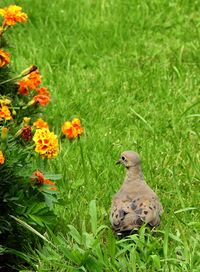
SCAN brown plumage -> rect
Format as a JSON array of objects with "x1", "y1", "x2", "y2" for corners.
[{"x1": 110, "y1": 151, "x2": 163, "y2": 235}]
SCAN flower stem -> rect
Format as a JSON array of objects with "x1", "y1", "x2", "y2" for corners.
[
  {"x1": 79, "y1": 138, "x2": 87, "y2": 184},
  {"x1": 0, "y1": 74, "x2": 21, "y2": 85}
]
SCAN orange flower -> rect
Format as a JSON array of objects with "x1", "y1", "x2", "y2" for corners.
[
  {"x1": 28, "y1": 70, "x2": 42, "y2": 90},
  {"x1": 0, "y1": 5, "x2": 27, "y2": 27},
  {"x1": 0, "y1": 105, "x2": 12, "y2": 120},
  {"x1": 18, "y1": 69, "x2": 42, "y2": 95},
  {"x1": 33, "y1": 128, "x2": 59, "y2": 159},
  {"x1": 0, "y1": 150, "x2": 5, "y2": 165},
  {"x1": 0, "y1": 49, "x2": 10, "y2": 68},
  {"x1": 72, "y1": 118, "x2": 84, "y2": 136},
  {"x1": 18, "y1": 78, "x2": 29, "y2": 95},
  {"x1": 32, "y1": 170, "x2": 57, "y2": 190},
  {"x1": 62, "y1": 121, "x2": 76, "y2": 139},
  {"x1": 62, "y1": 118, "x2": 84, "y2": 139},
  {"x1": 33, "y1": 118, "x2": 49, "y2": 129},
  {"x1": 33, "y1": 87, "x2": 51, "y2": 106}
]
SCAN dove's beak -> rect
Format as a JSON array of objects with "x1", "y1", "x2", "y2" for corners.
[{"x1": 116, "y1": 159, "x2": 122, "y2": 165}]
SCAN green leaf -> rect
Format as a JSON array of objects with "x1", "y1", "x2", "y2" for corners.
[
  {"x1": 10, "y1": 215, "x2": 55, "y2": 247},
  {"x1": 89, "y1": 200, "x2": 97, "y2": 235},
  {"x1": 68, "y1": 224, "x2": 82, "y2": 245},
  {"x1": 150, "y1": 255, "x2": 161, "y2": 270},
  {"x1": 44, "y1": 174, "x2": 62, "y2": 180}
]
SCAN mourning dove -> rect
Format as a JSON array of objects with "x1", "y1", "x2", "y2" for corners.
[{"x1": 110, "y1": 151, "x2": 163, "y2": 235}]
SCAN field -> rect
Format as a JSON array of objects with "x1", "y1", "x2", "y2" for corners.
[{"x1": 2, "y1": 0, "x2": 200, "y2": 271}]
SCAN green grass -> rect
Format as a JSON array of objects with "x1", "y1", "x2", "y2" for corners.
[{"x1": 2, "y1": 0, "x2": 200, "y2": 271}]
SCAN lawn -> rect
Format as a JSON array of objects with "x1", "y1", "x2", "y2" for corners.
[{"x1": 1, "y1": 0, "x2": 200, "y2": 271}]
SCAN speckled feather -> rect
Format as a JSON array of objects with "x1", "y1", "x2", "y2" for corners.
[{"x1": 110, "y1": 151, "x2": 163, "y2": 234}]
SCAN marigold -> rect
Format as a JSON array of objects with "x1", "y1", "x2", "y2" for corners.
[
  {"x1": 18, "y1": 79, "x2": 29, "y2": 95},
  {"x1": 0, "y1": 150, "x2": 5, "y2": 165},
  {"x1": 21, "y1": 125, "x2": 32, "y2": 141},
  {"x1": 28, "y1": 70, "x2": 42, "y2": 90},
  {"x1": 72, "y1": 117, "x2": 84, "y2": 136},
  {"x1": 0, "y1": 105, "x2": 12, "y2": 120},
  {"x1": 0, "y1": 5, "x2": 27, "y2": 27},
  {"x1": 33, "y1": 87, "x2": 50, "y2": 106},
  {"x1": 33, "y1": 128, "x2": 59, "y2": 159},
  {"x1": 32, "y1": 170, "x2": 57, "y2": 190},
  {"x1": 62, "y1": 118, "x2": 84, "y2": 139},
  {"x1": 33, "y1": 118, "x2": 49, "y2": 129},
  {"x1": 0, "y1": 48, "x2": 10, "y2": 68},
  {"x1": 18, "y1": 69, "x2": 42, "y2": 95}
]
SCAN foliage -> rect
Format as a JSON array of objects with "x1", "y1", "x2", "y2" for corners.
[
  {"x1": 0, "y1": 4, "x2": 60, "y2": 270},
  {"x1": 18, "y1": 200, "x2": 200, "y2": 271}
]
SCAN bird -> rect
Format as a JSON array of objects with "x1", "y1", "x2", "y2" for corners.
[{"x1": 110, "y1": 151, "x2": 163, "y2": 235}]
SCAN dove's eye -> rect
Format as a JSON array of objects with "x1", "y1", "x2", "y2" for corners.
[{"x1": 121, "y1": 156, "x2": 126, "y2": 161}]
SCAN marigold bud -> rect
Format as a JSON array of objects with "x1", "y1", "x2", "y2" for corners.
[
  {"x1": 1, "y1": 127, "x2": 8, "y2": 151},
  {"x1": 20, "y1": 65, "x2": 37, "y2": 77},
  {"x1": 1, "y1": 127, "x2": 8, "y2": 141},
  {"x1": 23, "y1": 117, "x2": 31, "y2": 126}
]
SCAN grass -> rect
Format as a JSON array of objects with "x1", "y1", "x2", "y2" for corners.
[{"x1": 2, "y1": 0, "x2": 200, "y2": 271}]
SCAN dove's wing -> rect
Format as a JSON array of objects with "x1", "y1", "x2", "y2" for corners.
[{"x1": 110, "y1": 192, "x2": 163, "y2": 233}]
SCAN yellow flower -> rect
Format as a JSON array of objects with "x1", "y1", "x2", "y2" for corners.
[
  {"x1": 33, "y1": 128, "x2": 59, "y2": 159},
  {"x1": 0, "y1": 48, "x2": 10, "y2": 68},
  {"x1": 0, "y1": 150, "x2": 5, "y2": 165},
  {"x1": 0, "y1": 5, "x2": 28, "y2": 27},
  {"x1": 0, "y1": 105, "x2": 12, "y2": 120}
]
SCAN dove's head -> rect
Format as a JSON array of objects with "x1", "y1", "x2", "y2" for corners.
[{"x1": 116, "y1": 151, "x2": 141, "y2": 168}]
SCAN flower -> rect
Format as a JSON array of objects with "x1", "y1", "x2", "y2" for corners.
[
  {"x1": 62, "y1": 121, "x2": 75, "y2": 139},
  {"x1": 33, "y1": 87, "x2": 50, "y2": 106},
  {"x1": 21, "y1": 125, "x2": 33, "y2": 141},
  {"x1": 0, "y1": 49, "x2": 10, "y2": 68},
  {"x1": 0, "y1": 150, "x2": 5, "y2": 165},
  {"x1": 62, "y1": 118, "x2": 84, "y2": 139},
  {"x1": 33, "y1": 118, "x2": 49, "y2": 129},
  {"x1": 0, "y1": 105, "x2": 12, "y2": 120},
  {"x1": 72, "y1": 118, "x2": 84, "y2": 135},
  {"x1": 28, "y1": 70, "x2": 42, "y2": 90},
  {"x1": 31, "y1": 170, "x2": 57, "y2": 190},
  {"x1": 18, "y1": 79, "x2": 29, "y2": 95},
  {"x1": 33, "y1": 128, "x2": 59, "y2": 159},
  {"x1": 0, "y1": 5, "x2": 27, "y2": 27},
  {"x1": 18, "y1": 69, "x2": 42, "y2": 95}
]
